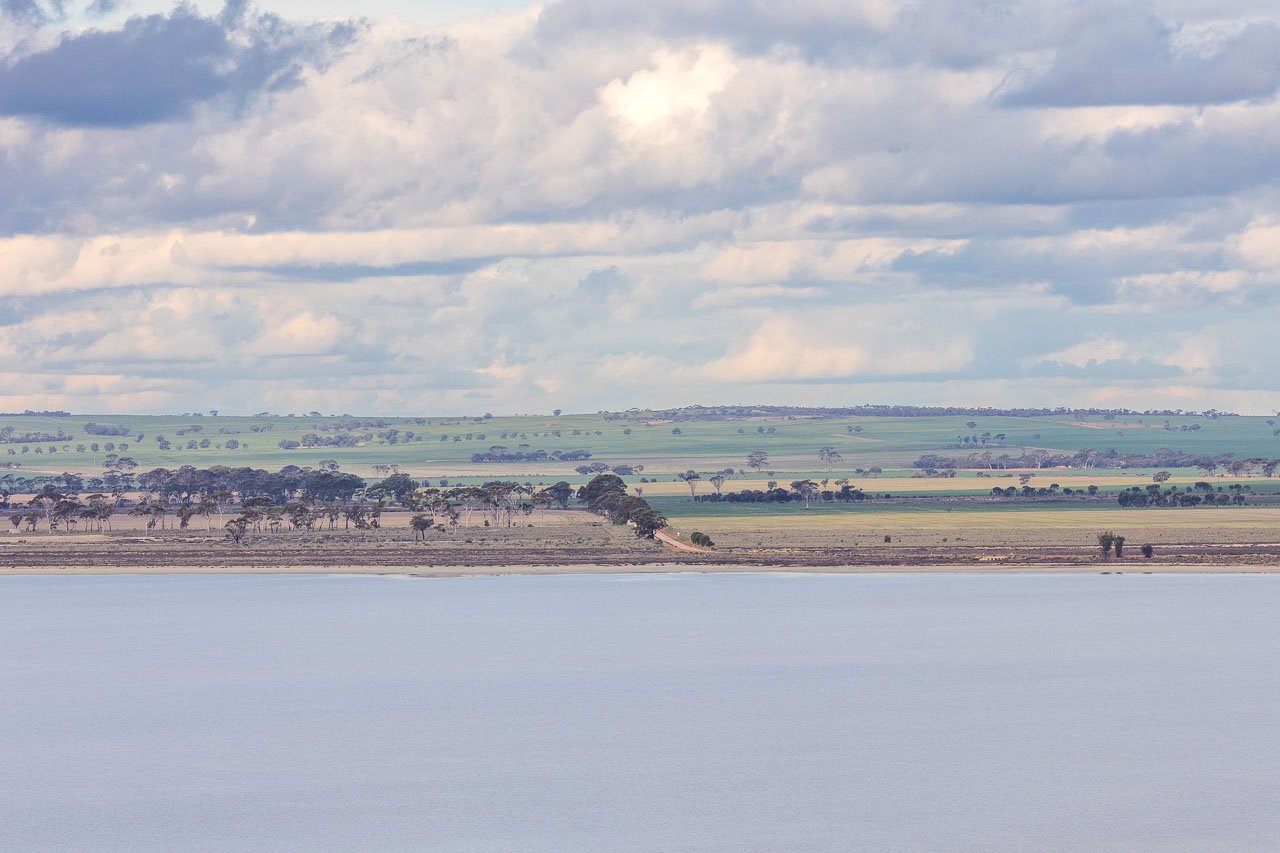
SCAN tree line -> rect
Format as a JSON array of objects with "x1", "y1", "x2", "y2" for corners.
[
  {"x1": 5, "y1": 466, "x2": 668, "y2": 544},
  {"x1": 83, "y1": 423, "x2": 132, "y2": 436},
  {"x1": 694, "y1": 482, "x2": 870, "y2": 508},
  {"x1": 602, "y1": 404, "x2": 1237, "y2": 422},
  {"x1": 0, "y1": 426, "x2": 74, "y2": 444},
  {"x1": 1115, "y1": 483, "x2": 1252, "y2": 507},
  {"x1": 470, "y1": 448, "x2": 593, "y2": 463},
  {"x1": 914, "y1": 449, "x2": 1278, "y2": 472}
]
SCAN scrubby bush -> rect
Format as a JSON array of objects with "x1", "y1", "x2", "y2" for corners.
[{"x1": 1098, "y1": 531, "x2": 1115, "y2": 557}]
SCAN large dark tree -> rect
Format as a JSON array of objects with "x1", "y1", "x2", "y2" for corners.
[
  {"x1": 377, "y1": 473, "x2": 419, "y2": 503},
  {"x1": 577, "y1": 474, "x2": 626, "y2": 504},
  {"x1": 545, "y1": 481, "x2": 574, "y2": 508}
]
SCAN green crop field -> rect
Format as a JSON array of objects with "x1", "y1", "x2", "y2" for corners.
[
  {"x1": 3, "y1": 410, "x2": 1278, "y2": 476},
  {"x1": 653, "y1": 496, "x2": 1280, "y2": 521},
  {"x1": 5, "y1": 407, "x2": 1280, "y2": 552},
  {"x1": 666, "y1": 504, "x2": 1280, "y2": 529}
]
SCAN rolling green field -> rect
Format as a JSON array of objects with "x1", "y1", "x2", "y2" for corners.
[
  {"x1": 648, "y1": 493, "x2": 1272, "y2": 519},
  {"x1": 5, "y1": 409, "x2": 1280, "y2": 547},
  {"x1": 3, "y1": 410, "x2": 1278, "y2": 478}
]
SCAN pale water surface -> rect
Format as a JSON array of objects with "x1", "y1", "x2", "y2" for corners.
[{"x1": 3, "y1": 572, "x2": 1280, "y2": 852}]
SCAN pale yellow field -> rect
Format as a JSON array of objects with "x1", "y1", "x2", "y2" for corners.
[{"x1": 664, "y1": 507, "x2": 1280, "y2": 551}]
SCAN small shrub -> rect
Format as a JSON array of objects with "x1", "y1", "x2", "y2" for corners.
[
  {"x1": 883, "y1": 535, "x2": 891, "y2": 543},
  {"x1": 1141, "y1": 543, "x2": 1154, "y2": 559},
  {"x1": 1098, "y1": 531, "x2": 1115, "y2": 558}
]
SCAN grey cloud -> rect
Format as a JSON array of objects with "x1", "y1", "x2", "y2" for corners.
[
  {"x1": 1025, "y1": 358, "x2": 1186, "y2": 380},
  {"x1": 998, "y1": 12, "x2": 1280, "y2": 107},
  {"x1": 0, "y1": 2, "x2": 357, "y2": 126},
  {"x1": 84, "y1": 0, "x2": 122, "y2": 17},
  {"x1": 536, "y1": 0, "x2": 1280, "y2": 96},
  {"x1": 0, "y1": 0, "x2": 65, "y2": 25},
  {"x1": 814, "y1": 113, "x2": 1280, "y2": 208},
  {"x1": 533, "y1": 0, "x2": 1076, "y2": 69},
  {"x1": 238, "y1": 259, "x2": 498, "y2": 282},
  {"x1": 7, "y1": 3, "x2": 1274, "y2": 237},
  {"x1": 574, "y1": 266, "x2": 629, "y2": 298},
  {"x1": 891, "y1": 234, "x2": 1218, "y2": 305},
  {"x1": 535, "y1": 0, "x2": 877, "y2": 61},
  {"x1": 0, "y1": 302, "x2": 27, "y2": 328}
]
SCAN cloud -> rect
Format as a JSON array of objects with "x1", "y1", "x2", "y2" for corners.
[
  {"x1": 83, "y1": 0, "x2": 120, "y2": 15},
  {"x1": 0, "y1": 216, "x2": 737, "y2": 295},
  {"x1": 701, "y1": 316, "x2": 973, "y2": 383},
  {"x1": 1023, "y1": 329, "x2": 1231, "y2": 383},
  {"x1": 1026, "y1": 359, "x2": 1186, "y2": 380},
  {"x1": 702, "y1": 321, "x2": 871, "y2": 381},
  {"x1": 574, "y1": 265, "x2": 630, "y2": 300},
  {"x1": 1, "y1": 0, "x2": 1279, "y2": 414},
  {"x1": 534, "y1": 0, "x2": 893, "y2": 59},
  {"x1": 998, "y1": 12, "x2": 1280, "y2": 107},
  {"x1": 0, "y1": 2, "x2": 355, "y2": 126},
  {"x1": 249, "y1": 311, "x2": 347, "y2": 357},
  {"x1": 532, "y1": 0, "x2": 1083, "y2": 69},
  {"x1": 0, "y1": 1, "x2": 65, "y2": 25},
  {"x1": 690, "y1": 284, "x2": 826, "y2": 310}
]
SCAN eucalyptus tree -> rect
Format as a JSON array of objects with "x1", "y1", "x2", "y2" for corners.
[
  {"x1": 224, "y1": 517, "x2": 249, "y2": 544},
  {"x1": 531, "y1": 488, "x2": 554, "y2": 519},
  {"x1": 410, "y1": 514, "x2": 435, "y2": 541},
  {"x1": 85, "y1": 494, "x2": 115, "y2": 530},
  {"x1": 790, "y1": 480, "x2": 818, "y2": 509},
  {"x1": 451, "y1": 486, "x2": 488, "y2": 526},
  {"x1": 52, "y1": 497, "x2": 83, "y2": 532},
  {"x1": 285, "y1": 501, "x2": 318, "y2": 531},
  {"x1": 204, "y1": 491, "x2": 236, "y2": 529},
  {"x1": 481, "y1": 481, "x2": 525, "y2": 527},
  {"x1": 545, "y1": 481, "x2": 574, "y2": 508},
  {"x1": 28, "y1": 491, "x2": 64, "y2": 534}
]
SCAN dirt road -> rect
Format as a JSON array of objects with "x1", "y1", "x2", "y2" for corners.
[{"x1": 655, "y1": 528, "x2": 712, "y2": 553}]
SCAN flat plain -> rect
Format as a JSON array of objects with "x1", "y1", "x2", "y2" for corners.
[{"x1": 3, "y1": 407, "x2": 1279, "y2": 571}]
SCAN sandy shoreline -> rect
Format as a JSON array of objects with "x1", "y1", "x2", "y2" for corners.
[{"x1": 4, "y1": 562, "x2": 1280, "y2": 577}]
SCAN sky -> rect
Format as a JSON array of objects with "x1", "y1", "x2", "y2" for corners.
[{"x1": 2, "y1": 1, "x2": 1279, "y2": 415}]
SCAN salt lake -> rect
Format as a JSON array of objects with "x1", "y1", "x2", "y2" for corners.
[{"x1": 3, "y1": 572, "x2": 1279, "y2": 851}]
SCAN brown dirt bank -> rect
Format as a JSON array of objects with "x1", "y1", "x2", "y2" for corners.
[{"x1": 4, "y1": 537, "x2": 1280, "y2": 574}]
